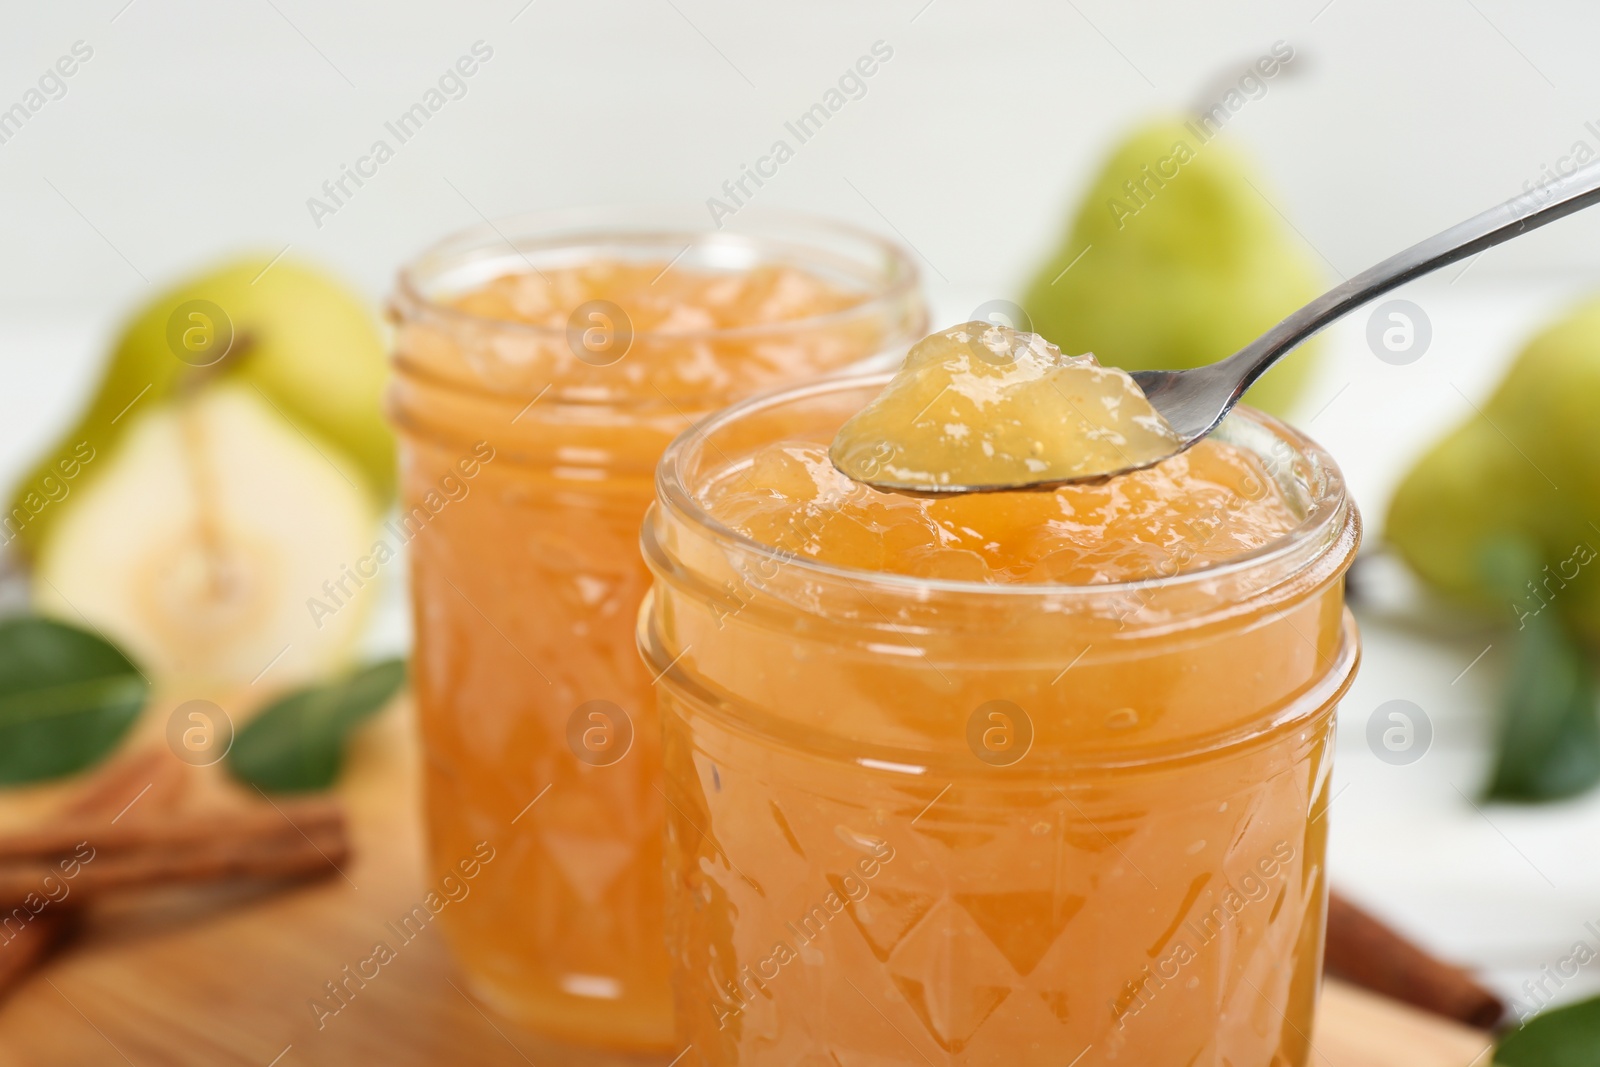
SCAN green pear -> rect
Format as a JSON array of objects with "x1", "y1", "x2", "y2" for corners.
[
  {"x1": 1021, "y1": 117, "x2": 1324, "y2": 416},
  {"x1": 6, "y1": 256, "x2": 392, "y2": 555},
  {"x1": 1388, "y1": 298, "x2": 1600, "y2": 638}
]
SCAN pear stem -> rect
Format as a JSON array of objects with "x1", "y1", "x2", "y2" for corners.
[
  {"x1": 1186, "y1": 51, "x2": 1307, "y2": 122},
  {"x1": 174, "y1": 332, "x2": 256, "y2": 398}
]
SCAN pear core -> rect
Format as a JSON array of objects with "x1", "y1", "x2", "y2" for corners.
[{"x1": 830, "y1": 322, "x2": 1181, "y2": 490}]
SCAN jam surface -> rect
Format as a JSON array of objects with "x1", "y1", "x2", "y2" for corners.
[{"x1": 704, "y1": 436, "x2": 1300, "y2": 584}]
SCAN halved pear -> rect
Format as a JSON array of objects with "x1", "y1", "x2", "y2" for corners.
[
  {"x1": 34, "y1": 385, "x2": 379, "y2": 689},
  {"x1": 9, "y1": 256, "x2": 392, "y2": 555}
]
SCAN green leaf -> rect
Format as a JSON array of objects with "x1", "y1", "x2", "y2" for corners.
[
  {"x1": 1496, "y1": 994, "x2": 1600, "y2": 1066},
  {"x1": 0, "y1": 616, "x2": 148, "y2": 785},
  {"x1": 1486, "y1": 611, "x2": 1600, "y2": 801},
  {"x1": 227, "y1": 659, "x2": 406, "y2": 793},
  {"x1": 1480, "y1": 542, "x2": 1600, "y2": 802}
]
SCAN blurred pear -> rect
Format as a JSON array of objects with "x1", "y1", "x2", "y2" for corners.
[
  {"x1": 7, "y1": 256, "x2": 392, "y2": 555},
  {"x1": 1388, "y1": 298, "x2": 1600, "y2": 638},
  {"x1": 1021, "y1": 117, "x2": 1323, "y2": 416}
]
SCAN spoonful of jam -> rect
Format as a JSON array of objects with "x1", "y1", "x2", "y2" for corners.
[
  {"x1": 834, "y1": 159, "x2": 1600, "y2": 493},
  {"x1": 830, "y1": 322, "x2": 1181, "y2": 491}
]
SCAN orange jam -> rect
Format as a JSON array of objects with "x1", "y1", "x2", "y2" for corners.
[
  {"x1": 388, "y1": 212, "x2": 923, "y2": 1051},
  {"x1": 641, "y1": 373, "x2": 1359, "y2": 1065}
]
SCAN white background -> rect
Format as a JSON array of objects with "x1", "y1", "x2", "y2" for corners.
[{"x1": 6, "y1": 0, "x2": 1600, "y2": 1021}]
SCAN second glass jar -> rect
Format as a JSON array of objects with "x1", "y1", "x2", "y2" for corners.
[{"x1": 387, "y1": 208, "x2": 925, "y2": 1050}]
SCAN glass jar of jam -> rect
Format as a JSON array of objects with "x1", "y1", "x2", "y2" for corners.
[
  {"x1": 641, "y1": 372, "x2": 1359, "y2": 1064},
  {"x1": 388, "y1": 209, "x2": 925, "y2": 1051}
]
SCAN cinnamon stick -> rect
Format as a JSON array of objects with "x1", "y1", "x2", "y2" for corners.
[
  {"x1": 60, "y1": 747, "x2": 189, "y2": 820},
  {"x1": 0, "y1": 910, "x2": 74, "y2": 995},
  {"x1": 0, "y1": 799, "x2": 342, "y2": 862},
  {"x1": 0, "y1": 747, "x2": 189, "y2": 1005},
  {"x1": 0, "y1": 750, "x2": 351, "y2": 1009},
  {"x1": 1325, "y1": 890, "x2": 1505, "y2": 1029},
  {"x1": 0, "y1": 800, "x2": 349, "y2": 901}
]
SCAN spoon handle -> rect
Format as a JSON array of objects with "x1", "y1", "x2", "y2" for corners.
[{"x1": 1226, "y1": 160, "x2": 1600, "y2": 393}]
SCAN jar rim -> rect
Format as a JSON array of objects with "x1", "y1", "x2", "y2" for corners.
[
  {"x1": 391, "y1": 204, "x2": 923, "y2": 344},
  {"x1": 652, "y1": 371, "x2": 1356, "y2": 601}
]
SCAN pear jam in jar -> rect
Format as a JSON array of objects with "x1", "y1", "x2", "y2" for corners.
[
  {"x1": 388, "y1": 210, "x2": 923, "y2": 1051},
  {"x1": 641, "y1": 328, "x2": 1359, "y2": 1064}
]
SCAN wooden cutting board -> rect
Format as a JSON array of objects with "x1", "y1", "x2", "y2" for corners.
[{"x1": 0, "y1": 702, "x2": 1498, "y2": 1067}]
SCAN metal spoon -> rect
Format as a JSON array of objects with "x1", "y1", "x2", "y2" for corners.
[{"x1": 908, "y1": 159, "x2": 1600, "y2": 493}]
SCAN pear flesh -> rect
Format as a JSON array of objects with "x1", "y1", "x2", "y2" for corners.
[{"x1": 34, "y1": 386, "x2": 377, "y2": 689}]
